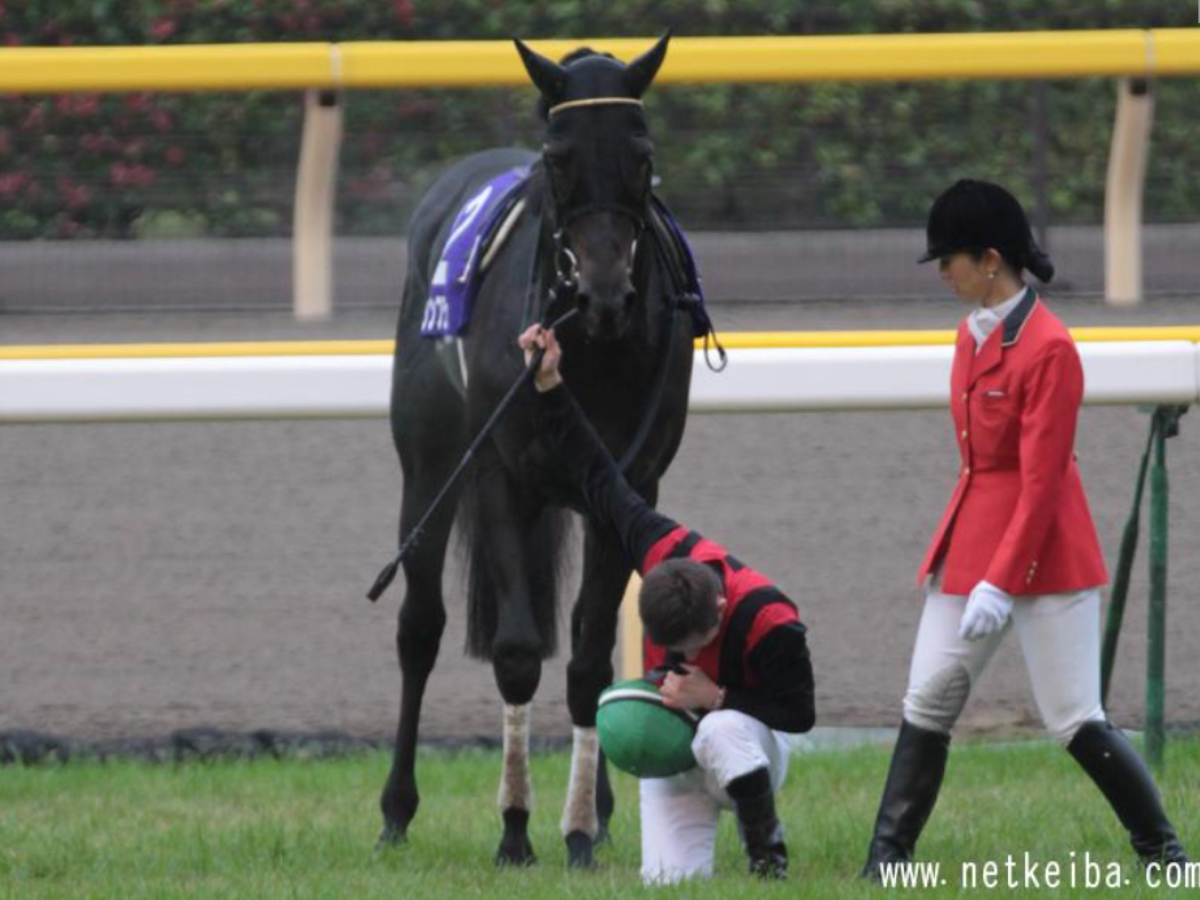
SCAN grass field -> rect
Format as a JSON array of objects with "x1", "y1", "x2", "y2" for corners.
[{"x1": 1, "y1": 737, "x2": 1197, "y2": 899}]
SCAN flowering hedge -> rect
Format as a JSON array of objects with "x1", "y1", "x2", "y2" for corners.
[{"x1": 0, "y1": 0, "x2": 1196, "y2": 238}]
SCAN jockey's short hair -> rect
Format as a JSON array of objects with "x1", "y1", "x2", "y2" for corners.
[{"x1": 639, "y1": 559, "x2": 723, "y2": 648}]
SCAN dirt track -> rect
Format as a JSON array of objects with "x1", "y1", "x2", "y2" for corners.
[{"x1": 4, "y1": 295, "x2": 1200, "y2": 749}]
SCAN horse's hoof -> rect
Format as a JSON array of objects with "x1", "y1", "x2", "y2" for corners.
[
  {"x1": 496, "y1": 807, "x2": 537, "y2": 867},
  {"x1": 565, "y1": 831, "x2": 596, "y2": 870},
  {"x1": 375, "y1": 824, "x2": 408, "y2": 852},
  {"x1": 494, "y1": 840, "x2": 537, "y2": 868}
]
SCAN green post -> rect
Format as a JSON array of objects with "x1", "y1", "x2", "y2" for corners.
[
  {"x1": 1145, "y1": 411, "x2": 1167, "y2": 768},
  {"x1": 1100, "y1": 423, "x2": 1154, "y2": 704}
]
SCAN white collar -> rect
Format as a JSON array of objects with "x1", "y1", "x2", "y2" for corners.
[{"x1": 967, "y1": 286, "x2": 1027, "y2": 351}]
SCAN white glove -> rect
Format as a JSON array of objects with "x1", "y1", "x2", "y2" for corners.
[{"x1": 958, "y1": 581, "x2": 1014, "y2": 641}]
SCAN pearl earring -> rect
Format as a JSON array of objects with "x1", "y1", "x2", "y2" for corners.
[{"x1": 987, "y1": 272, "x2": 996, "y2": 280}]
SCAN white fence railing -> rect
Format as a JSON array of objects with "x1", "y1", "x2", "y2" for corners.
[{"x1": 2, "y1": 340, "x2": 1197, "y2": 423}]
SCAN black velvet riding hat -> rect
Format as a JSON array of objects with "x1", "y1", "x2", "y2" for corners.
[{"x1": 918, "y1": 179, "x2": 1054, "y2": 282}]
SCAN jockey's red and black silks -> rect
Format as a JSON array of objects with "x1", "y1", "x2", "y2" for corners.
[{"x1": 641, "y1": 526, "x2": 800, "y2": 692}]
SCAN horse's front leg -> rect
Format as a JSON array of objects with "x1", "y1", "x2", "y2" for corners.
[
  {"x1": 561, "y1": 514, "x2": 642, "y2": 868},
  {"x1": 378, "y1": 460, "x2": 458, "y2": 848},
  {"x1": 475, "y1": 467, "x2": 547, "y2": 867}
]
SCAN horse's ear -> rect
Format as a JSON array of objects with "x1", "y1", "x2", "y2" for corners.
[
  {"x1": 514, "y1": 39, "x2": 566, "y2": 102},
  {"x1": 624, "y1": 30, "x2": 671, "y2": 97}
]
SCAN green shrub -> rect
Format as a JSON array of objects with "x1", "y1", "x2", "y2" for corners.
[{"x1": 0, "y1": 1, "x2": 1196, "y2": 238}]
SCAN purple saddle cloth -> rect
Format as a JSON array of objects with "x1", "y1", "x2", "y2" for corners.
[{"x1": 420, "y1": 166, "x2": 530, "y2": 338}]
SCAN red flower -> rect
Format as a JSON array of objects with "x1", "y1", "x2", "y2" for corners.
[
  {"x1": 123, "y1": 93, "x2": 152, "y2": 113},
  {"x1": 57, "y1": 176, "x2": 91, "y2": 210},
  {"x1": 57, "y1": 217, "x2": 83, "y2": 238},
  {"x1": 19, "y1": 105, "x2": 45, "y2": 131},
  {"x1": 3, "y1": 33, "x2": 20, "y2": 47},
  {"x1": 80, "y1": 133, "x2": 111, "y2": 154},
  {"x1": 0, "y1": 170, "x2": 29, "y2": 197},
  {"x1": 151, "y1": 18, "x2": 177, "y2": 40},
  {"x1": 109, "y1": 162, "x2": 156, "y2": 187},
  {"x1": 165, "y1": 145, "x2": 186, "y2": 166},
  {"x1": 393, "y1": 0, "x2": 414, "y2": 27},
  {"x1": 75, "y1": 95, "x2": 101, "y2": 117}
]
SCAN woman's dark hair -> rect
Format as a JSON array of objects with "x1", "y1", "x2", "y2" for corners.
[
  {"x1": 639, "y1": 559, "x2": 723, "y2": 647},
  {"x1": 969, "y1": 244, "x2": 1055, "y2": 284}
]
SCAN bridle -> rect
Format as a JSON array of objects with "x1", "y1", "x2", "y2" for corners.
[
  {"x1": 542, "y1": 95, "x2": 651, "y2": 278},
  {"x1": 547, "y1": 97, "x2": 644, "y2": 116}
]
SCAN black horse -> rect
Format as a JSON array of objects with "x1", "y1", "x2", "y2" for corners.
[{"x1": 380, "y1": 33, "x2": 698, "y2": 868}]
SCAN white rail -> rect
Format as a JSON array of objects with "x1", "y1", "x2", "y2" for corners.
[{"x1": 2, "y1": 342, "x2": 1195, "y2": 423}]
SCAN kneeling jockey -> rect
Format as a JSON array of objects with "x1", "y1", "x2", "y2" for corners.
[{"x1": 519, "y1": 325, "x2": 816, "y2": 883}]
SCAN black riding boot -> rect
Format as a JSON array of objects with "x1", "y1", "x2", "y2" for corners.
[
  {"x1": 861, "y1": 720, "x2": 951, "y2": 880},
  {"x1": 1068, "y1": 721, "x2": 1189, "y2": 866},
  {"x1": 728, "y1": 768, "x2": 788, "y2": 879}
]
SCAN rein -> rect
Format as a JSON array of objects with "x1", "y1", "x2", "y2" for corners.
[{"x1": 615, "y1": 230, "x2": 680, "y2": 474}]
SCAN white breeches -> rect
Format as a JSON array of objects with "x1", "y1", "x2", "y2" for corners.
[
  {"x1": 903, "y1": 586, "x2": 1106, "y2": 744},
  {"x1": 639, "y1": 709, "x2": 791, "y2": 885}
]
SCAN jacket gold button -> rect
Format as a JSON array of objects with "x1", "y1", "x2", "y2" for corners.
[{"x1": 961, "y1": 429, "x2": 968, "y2": 440}]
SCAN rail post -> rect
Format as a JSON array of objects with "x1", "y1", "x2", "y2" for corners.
[{"x1": 1145, "y1": 405, "x2": 1185, "y2": 767}]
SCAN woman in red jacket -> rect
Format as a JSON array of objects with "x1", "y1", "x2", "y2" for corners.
[{"x1": 861, "y1": 180, "x2": 1188, "y2": 878}]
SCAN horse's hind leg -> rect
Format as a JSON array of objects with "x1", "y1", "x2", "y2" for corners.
[
  {"x1": 561, "y1": 520, "x2": 636, "y2": 868},
  {"x1": 378, "y1": 462, "x2": 459, "y2": 847}
]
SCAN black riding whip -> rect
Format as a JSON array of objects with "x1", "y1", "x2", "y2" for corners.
[{"x1": 367, "y1": 305, "x2": 579, "y2": 602}]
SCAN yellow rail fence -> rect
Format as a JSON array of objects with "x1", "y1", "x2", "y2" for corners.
[
  {"x1": 1, "y1": 31, "x2": 1199, "y2": 92},
  {"x1": 6, "y1": 326, "x2": 1200, "y2": 361},
  {"x1": 2, "y1": 31, "x2": 1198, "y2": 314}
]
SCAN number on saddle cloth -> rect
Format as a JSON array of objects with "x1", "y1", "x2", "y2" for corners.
[{"x1": 420, "y1": 165, "x2": 531, "y2": 339}]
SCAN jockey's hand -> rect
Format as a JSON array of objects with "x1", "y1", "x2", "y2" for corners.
[
  {"x1": 661, "y1": 664, "x2": 724, "y2": 712},
  {"x1": 518, "y1": 324, "x2": 563, "y2": 392}
]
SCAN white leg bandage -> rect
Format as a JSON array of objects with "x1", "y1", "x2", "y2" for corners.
[
  {"x1": 560, "y1": 726, "x2": 600, "y2": 838},
  {"x1": 497, "y1": 703, "x2": 533, "y2": 812}
]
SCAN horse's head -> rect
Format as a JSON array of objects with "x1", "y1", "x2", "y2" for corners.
[{"x1": 515, "y1": 33, "x2": 670, "y2": 342}]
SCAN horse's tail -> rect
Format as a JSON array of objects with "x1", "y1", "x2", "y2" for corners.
[{"x1": 460, "y1": 486, "x2": 572, "y2": 661}]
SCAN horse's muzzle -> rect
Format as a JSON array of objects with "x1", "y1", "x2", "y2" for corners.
[{"x1": 577, "y1": 283, "x2": 636, "y2": 342}]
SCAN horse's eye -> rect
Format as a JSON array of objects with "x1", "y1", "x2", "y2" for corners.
[{"x1": 542, "y1": 142, "x2": 571, "y2": 165}]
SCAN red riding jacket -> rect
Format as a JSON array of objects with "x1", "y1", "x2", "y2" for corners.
[{"x1": 918, "y1": 290, "x2": 1109, "y2": 596}]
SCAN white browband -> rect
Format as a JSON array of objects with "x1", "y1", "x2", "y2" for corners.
[{"x1": 548, "y1": 97, "x2": 645, "y2": 116}]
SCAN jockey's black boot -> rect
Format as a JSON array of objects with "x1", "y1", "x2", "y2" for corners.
[
  {"x1": 861, "y1": 720, "x2": 951, "y2": 880},
  {"x1": 728, "y1": 768, "x2": 788, "y2": 879},
  {"x1": 1068, "y1": 721, "x2": 1190, "y2": 867}
]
